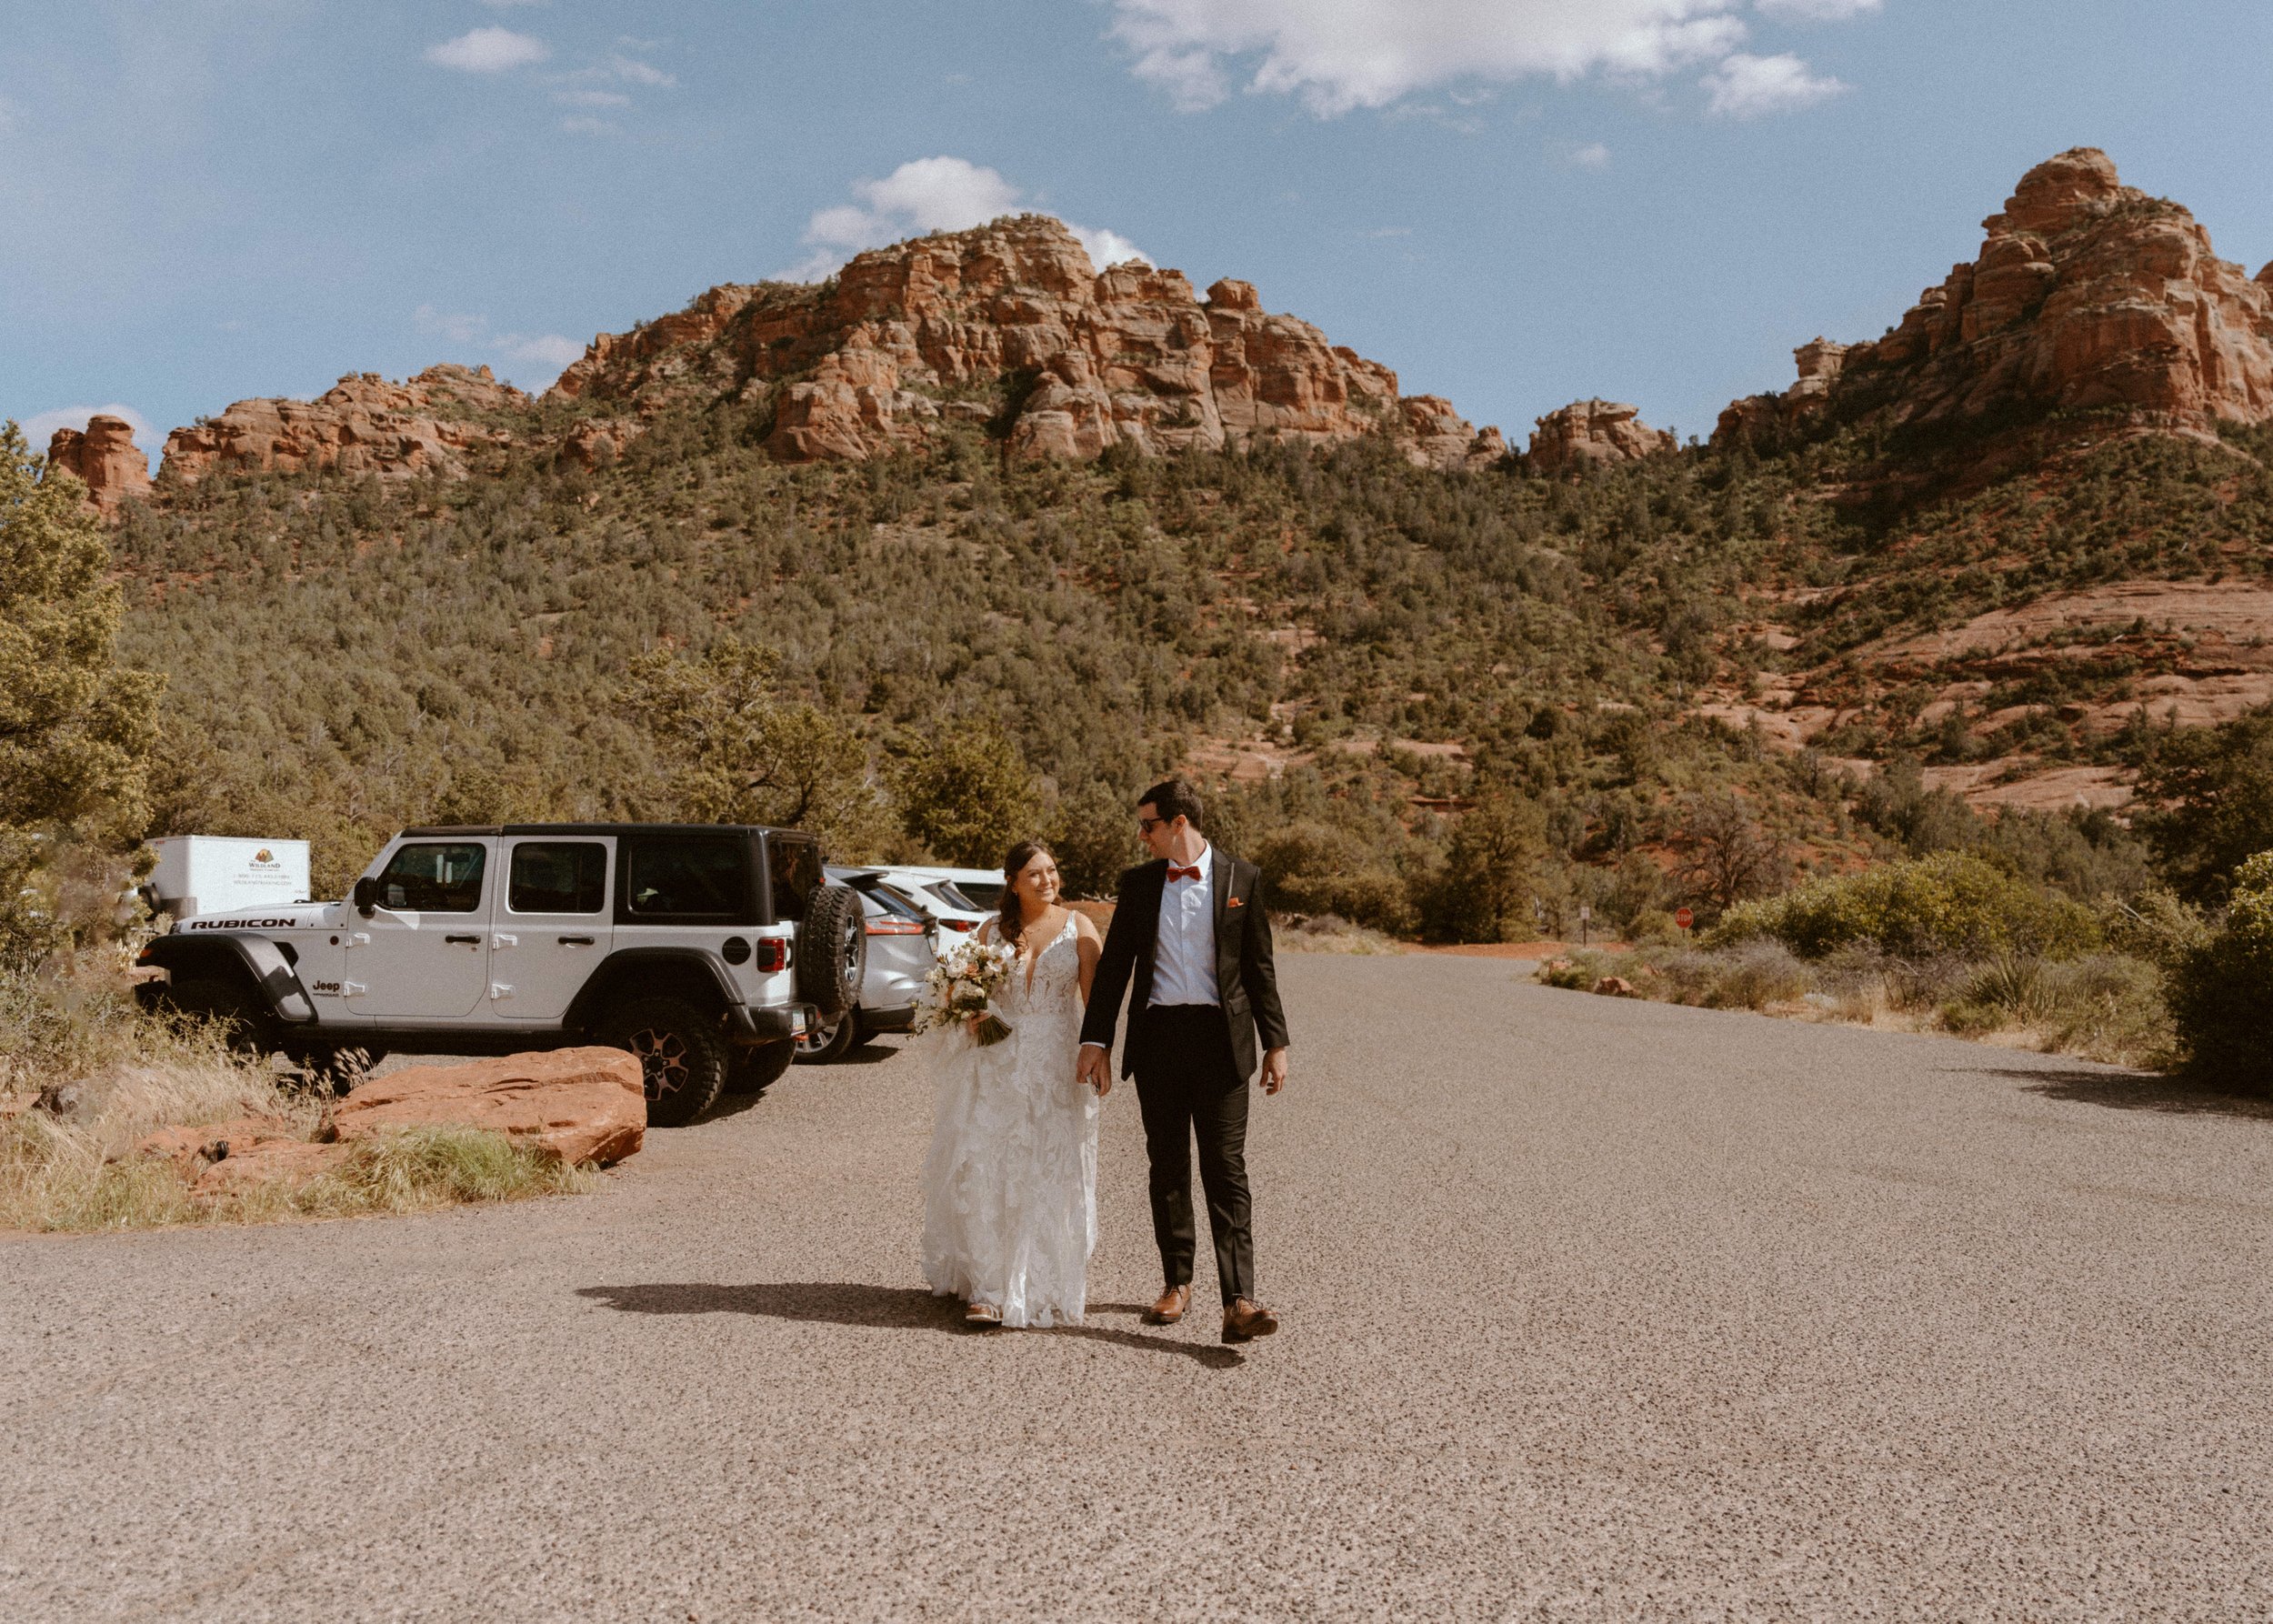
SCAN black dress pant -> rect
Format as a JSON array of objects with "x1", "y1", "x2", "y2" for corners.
[{"x1": 1132, "y1": 1004, "x2": 1253, "y2": 1305}]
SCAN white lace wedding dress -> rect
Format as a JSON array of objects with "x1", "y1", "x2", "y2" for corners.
[{"x1": 919, "y1": 914, "x2": 1098, "y2": 1328}]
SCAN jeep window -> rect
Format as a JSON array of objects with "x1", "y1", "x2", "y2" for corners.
[
  {"x1": 767, "y1": 837, "x2": 824, "y2": 922},
  {"x1": 508, "y1": 842, "x2": 606, "y2": 914},
  {"x1": 375, "y1": 843, "x2": 486, "y2": 912},
  {"x1": 621, "y1": 837, "x2": 750, "y2": 922}
]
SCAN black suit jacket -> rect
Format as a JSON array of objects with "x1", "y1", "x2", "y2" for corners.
[{"x1": 1078, "y1": 851, "x2": 1290, "y2": 1081}]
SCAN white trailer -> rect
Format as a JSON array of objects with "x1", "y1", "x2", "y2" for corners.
[{"x1": 147, "y1": 837, "x2": 313, "y2": 920}]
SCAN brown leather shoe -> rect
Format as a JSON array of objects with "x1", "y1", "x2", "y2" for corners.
[
  {"x1": 1222, "y1": 1298, "x2": 1279, "y2": 1344},
  {"x1": 1144, "y1": 1284, "x2": 1191, "y2": 1326}
]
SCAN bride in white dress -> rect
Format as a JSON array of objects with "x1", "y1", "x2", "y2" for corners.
[{"x1": 919, "y1": 842, "x2": 1106, "y2": 1328}]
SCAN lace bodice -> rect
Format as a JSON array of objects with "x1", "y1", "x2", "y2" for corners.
[{"x1": 994, "y1": 913, "x2": 1082, "y2": 1022}]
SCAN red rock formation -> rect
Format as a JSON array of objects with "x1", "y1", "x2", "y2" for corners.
[
  {"x1": 551, "y1": 216, "x2": 1503, "y2": 470},
  {"x1": 161, "y1": 365, "x2": 530, "y2": 486},
  {"x1": 45, "y1": 415, "x2": 152, "y2": 515},
  {"x1": 1717, "y1": 149, "x2": 2273, "y2": 448},
  {"x1": 1527, "y1": 399, "x2": 1675, "y2": 476},
  {"x1": 332, "y1": 1048, "x2": 644, "y2": 1166}
]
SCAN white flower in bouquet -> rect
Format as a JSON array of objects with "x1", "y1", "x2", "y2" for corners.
[{"x1": 915, "y1": 937, "x2": 1018, "y2": 1046}]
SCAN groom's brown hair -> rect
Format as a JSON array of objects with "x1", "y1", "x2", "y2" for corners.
[{"x1": 1138, "y1": 777, "x2": 1205, "y2": 833}]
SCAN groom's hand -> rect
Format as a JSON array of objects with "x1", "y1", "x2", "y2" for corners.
[
  {"x1": 1077, "y1": 1044, "x2": 1113, "y2": 1098},
  {"x1": 1261, "y1": 1047, "x2": 1288, "y2": 1097}
]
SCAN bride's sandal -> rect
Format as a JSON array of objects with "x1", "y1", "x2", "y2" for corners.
[{"x1": 964, "y1": 1300, "x2": 1004, "y2": 1328}]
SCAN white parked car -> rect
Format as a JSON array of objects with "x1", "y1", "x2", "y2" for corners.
[
  {"x1": 877, "y1": 866, "x2": 999, "y2": 937},
  {"x1": 135, "y1": 824, "x2": 866, "y2": 1126}
]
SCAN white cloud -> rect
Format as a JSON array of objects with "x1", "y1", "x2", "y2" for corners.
[
  {"x1": 413, "y1": 306, "x2": 583, "y2": 386},
  {"x1": 787, "y1": 157, "x2": 1149, "y2": 282},
  {"x1": 555, "y1": 89, "x2": 631, "y2": 108},
  {"x1": 1110, "y1": 0, "x2": 1750, "y2": 115},
  {"x1": 1701, "y1": 50, "x2": 1846, "y2": 115},
  {"x1": 1108, "y1": 0, "x2": 1865, "y2": 118},
  {"x1": 1565, "y1": 140, "x2": 1612, "y2": 168},
  {"x1": 1755, "y1": 0, "x2": 1879, "y2": 17},
  {"x1": 426, "y1": 27, "x2": 550, "y2": 74},
  {"x1": 20, "y1": 404, "x2": 155, "y2": 456},
  {"x1": 606, "y1": 53, "x2": 676, "y2": 87}
]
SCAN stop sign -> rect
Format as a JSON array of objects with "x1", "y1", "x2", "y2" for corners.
[{"x1": 1674, "y1": 907, "x2": 1695, "y2": 931}]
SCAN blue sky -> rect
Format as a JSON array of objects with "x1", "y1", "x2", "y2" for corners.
[{"x1": 7, "y1": 1, "x2": 2270, "y2": 465}]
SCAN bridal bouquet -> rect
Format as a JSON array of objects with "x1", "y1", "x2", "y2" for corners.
[{"x1": 915, "y1": 937, "x2": 1019, "y2": 1046}]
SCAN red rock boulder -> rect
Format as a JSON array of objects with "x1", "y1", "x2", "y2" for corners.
[
  {"x1": 161, "y1": 364, "x2": 531, "y2": 486},
  {"x1": 332, "y1": 1048, "x2": 645, "y2": 1166}
]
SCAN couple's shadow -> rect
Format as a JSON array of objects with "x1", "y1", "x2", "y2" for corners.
[{"x1": 576, "y1": 1281, "x2": 1246, "y2": 1369}]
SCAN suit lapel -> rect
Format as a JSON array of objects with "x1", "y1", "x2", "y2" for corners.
[
  {"x1": 1134, "y1": 859, "x2": 1169, "y2": 1001},
  {"x1": 1212, "y1": 850, "x2": 1237, "y2": 987}
]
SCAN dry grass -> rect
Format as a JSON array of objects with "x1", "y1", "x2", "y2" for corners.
[
  {"x1": 0, "y1": 959, "x2": 591, "y2": 1233},
  {"x1": 1275, "y1": 914, "x2": 1404, "y2": 955},
  {"x1": 1535, "y1": 941, "x2": 2172, "y2": 1070}
]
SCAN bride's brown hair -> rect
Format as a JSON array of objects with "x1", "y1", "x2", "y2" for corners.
[{"x1": 997, "y1": 840, "x2": 1055, "y2": 947}]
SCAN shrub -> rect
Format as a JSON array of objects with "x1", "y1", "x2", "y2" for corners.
[
  {"x1": 1536, "y1": 950, "x2": 1620, "y2": 991},
  {"x1": 1709, "y1": 852, "x2": 2100, "y2": 962},
  {"x1": 2167, "y1": 849, "x2": 2273, "y2": 1092},
  {"x1": 1652, "y1": 940, "x2": 1811, "y2": 1010}
]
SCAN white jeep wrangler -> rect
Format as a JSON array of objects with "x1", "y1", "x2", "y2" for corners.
[{"x1": 134, "y1": 824, "x2": 867, "y2": 1126}]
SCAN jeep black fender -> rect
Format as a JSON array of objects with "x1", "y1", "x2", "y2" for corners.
[
  {"x1": 138, "y1": 933, "x2": 318, "y2": 1025},
  {"x1": 563, "y1": 947, "x2": 747, "y2": 1036}
]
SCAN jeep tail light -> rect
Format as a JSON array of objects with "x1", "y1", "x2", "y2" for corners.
[
  {"x1": 756, "y1": 937, "x2": 790, "y2": 973},
  {"x1": 866, "y1": 918, "x2": 926, "y2": 937}
]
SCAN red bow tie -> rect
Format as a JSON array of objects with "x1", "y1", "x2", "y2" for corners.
[{"x1": 1168, "y1": 865, "x2": 1202, "y2": 883}]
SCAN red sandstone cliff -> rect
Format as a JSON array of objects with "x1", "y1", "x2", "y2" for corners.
[
  {"x1": 45, "y1": 416, "x2": 152, "y2": 515},
  {"x1": 1718, "y1": 149, "x2": 2273, "y2": 452},
  {"x1": 550, "y1": 216, "x2": 1505, "y2": 471},
  {"x1": 161, "y1": 365, "x2": 530, "y2": 486}
]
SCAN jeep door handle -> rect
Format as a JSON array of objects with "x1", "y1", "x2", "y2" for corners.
[
  {"x1": 444, "y1": 934, "x2": 481, "y2": 946},
  {"x1": 557, "y1": 935, "x2": 596, "y2": 946}
]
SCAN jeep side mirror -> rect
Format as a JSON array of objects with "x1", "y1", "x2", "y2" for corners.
[{"x1": 353, "y1": 877, "x2": 378, "y2": 917}]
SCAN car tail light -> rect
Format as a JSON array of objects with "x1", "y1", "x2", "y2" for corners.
[
  {"x1": 866, "y1": 918, "x2": 926, "y2": 937},
  {"x1": 938, "y1": 917, "x2": 975, "y2": 932},
  {"x1": 756, "y1": 937, "x2": 790, "y2": 973}
]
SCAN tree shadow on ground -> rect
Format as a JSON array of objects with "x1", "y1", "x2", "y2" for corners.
[
  {"x1": 1980, "y1": 1067, "x2": 2273, "y2": 1120},
  {"x1": 575, "y1": 1282, "x2": 1244, "y2": 1368}
]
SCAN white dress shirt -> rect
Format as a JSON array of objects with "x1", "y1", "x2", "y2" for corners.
[{"x1": 1148, "y1": 842, "x2": 1221, "y2": 1007}]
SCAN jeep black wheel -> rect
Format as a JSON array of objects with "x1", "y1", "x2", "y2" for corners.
[
  {"x1": 601, "y1": 996, "x2": 729, "y2": 1127},
  {"x1": 792, "y1": 1009, "x2": 862, "y2": 1066},
  {"x1": 796, "y1": 885, "x2": 866, "y2": 1023},
  {"x1": 726, "y1": 1039, "x2": 796, "y2": 1094},
  {"x1": 161, "y1": 976, "x2": 275, "y2": 1058}
]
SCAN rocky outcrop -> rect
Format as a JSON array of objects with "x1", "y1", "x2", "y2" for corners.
[
  {"x1": 161, "y1": 365, "x2": 530, "y2": 486},
  {"x1": 331, "y1": 1048, "x2": 644, "y2": 1166},
  {"x1": 549, "y1": 216, "x2": 1503, "y2": 471},
  {"x1": 1527, "y1": 399, "x2": 1675, "y2": 476},
  {"x1": 45, "y1": 416, "x2": 151, "y2": 515},
  {"x1": 1717, "y1": 149, "x2": 2273, "y2": 450}
]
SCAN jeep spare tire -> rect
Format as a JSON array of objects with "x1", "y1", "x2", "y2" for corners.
[{"x1": 798, "y1": 884, "x2": 866, "y2": 1022}]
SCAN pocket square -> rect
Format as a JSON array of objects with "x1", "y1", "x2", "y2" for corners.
[{"x1": 1227, "y1": 896, "x2": 1246, "y2": 908}]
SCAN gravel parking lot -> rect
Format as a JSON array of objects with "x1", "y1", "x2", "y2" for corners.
[{"x1": 6, "y1": 953, "x2": 2272, "y2": 1621}]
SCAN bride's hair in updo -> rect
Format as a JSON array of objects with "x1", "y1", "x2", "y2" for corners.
[{"x1": 998, "y1": 840, "x2": 1055, "y2": 947}]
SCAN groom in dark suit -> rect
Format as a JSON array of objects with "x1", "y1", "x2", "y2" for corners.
[{"x1": 1077, "y1": 777, "x2": 1290, "y2": 1344}]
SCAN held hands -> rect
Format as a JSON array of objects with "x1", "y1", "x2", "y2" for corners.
[
  {"x1": 1261, "y1": 1047, "x2": 1289, "y2": 1097},
  {"x1": 1076, "y1": 1045, "x2": 1114, "y2": 1098}
]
